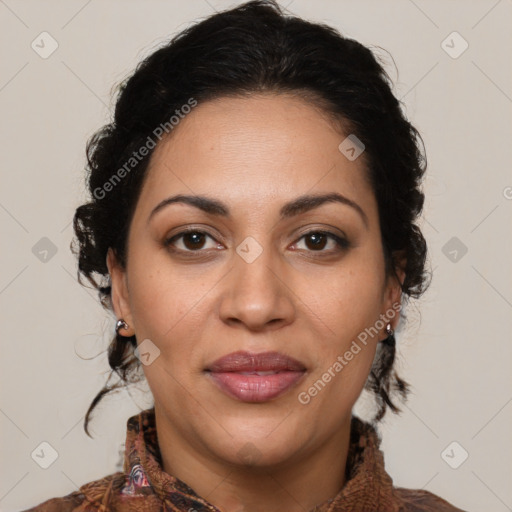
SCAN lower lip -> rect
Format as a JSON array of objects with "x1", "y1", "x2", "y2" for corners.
[{"x1": 207, "y1": 371, "x2": 306, "y2": 402}]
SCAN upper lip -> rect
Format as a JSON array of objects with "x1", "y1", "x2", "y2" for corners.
[{"x1": 206, "y1": 351, "x2": 306, "y2": 373}]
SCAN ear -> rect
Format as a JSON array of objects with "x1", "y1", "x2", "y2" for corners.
[
  {"x1": 382, "y1": 250, "x2": 407, "y2": 330},
  {"x1": 106, "y1": 248, "x2": 135, "y2": 336}
]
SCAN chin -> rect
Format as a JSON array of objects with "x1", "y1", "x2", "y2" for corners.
[
  {"x1": 205, "y1": 422, "x2": 304, "y2": 469},
  {"x1": 224, "y1": 439, "x2": 299, "y2": 469}
]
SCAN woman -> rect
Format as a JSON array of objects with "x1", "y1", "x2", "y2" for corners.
[{"x1": 24, "y1": 1, "x2": 467, "y2": 510}]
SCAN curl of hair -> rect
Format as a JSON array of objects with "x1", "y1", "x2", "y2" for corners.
[{"x1": 71, "y1": 0, "x2": 431, "y2": 436}]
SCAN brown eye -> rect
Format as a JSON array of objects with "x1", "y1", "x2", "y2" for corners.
[
  {"x1": 165, "y1": 230, "x2": 220, "y2": 252},
  {"x1": 182, "y1": 232, "x2": 207, "y2": 250},
  {"x1": 294, "y1": 230, "x2": 349, "y2": 253},
  {"x1": 304, "y1": 232, "x2": 328, "y2": 250}
]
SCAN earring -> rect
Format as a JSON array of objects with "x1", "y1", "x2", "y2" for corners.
[
  {"x1": 382, "y1": 323, "x2": 395, "y2": 346},
  {"x1": 115, "y1": 319, "x2": 129, "y2": 335}
]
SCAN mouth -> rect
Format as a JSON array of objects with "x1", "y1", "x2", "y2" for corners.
[{"x1": 204, "y1": 351, "x2": 307, "y2": 403}]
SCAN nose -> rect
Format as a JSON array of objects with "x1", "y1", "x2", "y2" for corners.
[{"x1": 218, "y1": 242, "x2": 296, "y2": 331}]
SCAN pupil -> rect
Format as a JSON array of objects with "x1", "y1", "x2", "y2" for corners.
[
  {"x1": 185, "y1": 233, "x2": 204, "y2": 249},
  {"x1": 307, "y1": 233, "x2": 326, "y2": 250}
]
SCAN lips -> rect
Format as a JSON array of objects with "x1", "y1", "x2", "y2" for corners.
[{"x1": 205, "y1": 351, "x2": 306, "y2": 402}]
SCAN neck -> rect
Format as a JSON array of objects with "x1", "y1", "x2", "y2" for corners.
[{"x1": 154, "y1": 408, "x2": 352, "y2": 512}]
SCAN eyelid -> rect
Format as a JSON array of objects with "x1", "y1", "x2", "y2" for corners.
[
  {"x1": 291, "y1": 230, "x2": 350, "y2": 253},
  {"x1": 292, "y1": 224, "x2": 348, "y2": 242},
  {"x1": 164, "y1": 227, "x2": 223, "y2": 250}
]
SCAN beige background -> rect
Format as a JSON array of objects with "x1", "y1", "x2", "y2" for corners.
[{"x1": 1, "y1": 1, "x2": 511, "y2": 511}]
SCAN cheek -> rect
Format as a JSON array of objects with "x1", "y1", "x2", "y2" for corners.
[
  {"x1": 126, "y1": 257, "x2": 210, "y2": 401},
  {"x1": 298, "y1": 261, "x2": 384, "y2": 338},
  {"x1": 126, "y1": 247, "x2": 203, "y2": 338},
  {"x1": 295, "y1": 329, "x2": 377, "y2": 433},
  {"x1": 129, "y1": 277, "x2": 182, "y2": 339},
  {"x1": 125, "y1": 250, "x2": 223, "y2": 388},
  {"x1": 294, "y1": 253, "x2": 384, "y2": 391}
]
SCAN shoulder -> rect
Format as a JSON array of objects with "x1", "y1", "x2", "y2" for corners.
[
  {"x1": 394, "y1": 487, "x2": 468, "y2": 512},
  {"x1": 21, "y1": 472, "x2": 126, "y2": 512}
]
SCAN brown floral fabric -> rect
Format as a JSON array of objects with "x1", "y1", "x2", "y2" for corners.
[{"x1": 23, "y1": 408, "x2": 467, "y2": 512}]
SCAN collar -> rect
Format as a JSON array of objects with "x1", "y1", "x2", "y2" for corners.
[{"x1": 118, "y1": 407, "x2": 400, "y2": 511}]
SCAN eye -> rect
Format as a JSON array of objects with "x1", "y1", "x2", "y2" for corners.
[
  {"x1": 292, "y1": 230, "x2": 349, "y2": 253},
  {"x1": 164, "y1": 228, "x2": 349, "y2": 255},
  {"x1": 164, "y1": 229, "x2": 221, "y2": 252}
]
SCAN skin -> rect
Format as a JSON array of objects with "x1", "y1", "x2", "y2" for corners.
[{"x1": 107, "y1": 93, "x2": 405, "y2": 512}]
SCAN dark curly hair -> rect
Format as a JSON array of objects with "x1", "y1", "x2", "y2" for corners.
[{"x1": 72, "y1": 0, "x2": 430, "y2": 437}]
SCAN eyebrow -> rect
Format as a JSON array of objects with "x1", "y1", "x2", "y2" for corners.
[{"x1": 147, "y1": 192, "x2": 369, "y2": 229}]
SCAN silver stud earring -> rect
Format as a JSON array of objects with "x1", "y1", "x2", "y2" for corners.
[
  {"x1": 381, "y1": 323, "x2": 395, "y2": 346},
  {"x1": 115, "y1": 319, "x2": 129, "y2": 335}
]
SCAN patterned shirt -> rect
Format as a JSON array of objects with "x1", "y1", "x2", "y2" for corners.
[{"x1": 23, "y1": 407, "x2": 467, "y2": 511}]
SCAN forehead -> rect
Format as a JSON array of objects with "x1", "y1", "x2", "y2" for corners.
[{"x1": 138, "y1": 93, "x2": 376, "y2": 219}]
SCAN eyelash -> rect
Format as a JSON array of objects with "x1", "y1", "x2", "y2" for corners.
[{"x1": 164, "y1": 228, "x2": 350, "y2": 256}]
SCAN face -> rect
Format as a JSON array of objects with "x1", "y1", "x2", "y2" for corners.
[{"x1": 108, "y1": 93, "x2": 404, "y2": 469}]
